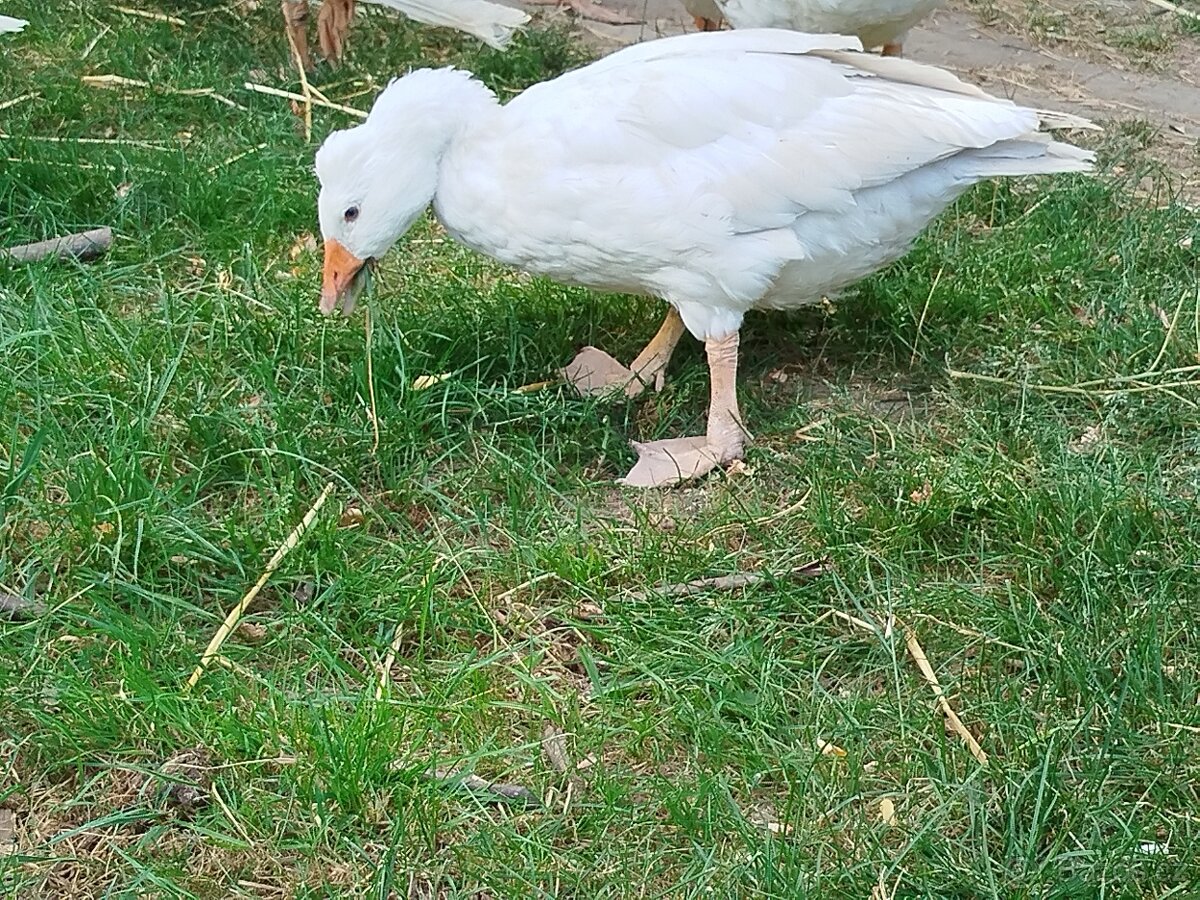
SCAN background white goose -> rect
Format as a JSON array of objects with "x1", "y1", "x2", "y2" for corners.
[
  {"x1": 681, "y1": 0, "x2": 941, "y2": 56},
  {"x1": 281, "y1": 0, "x2": 528, "y2": 71},
  {"x1": 313, "y1": 29, "x2": 1095, "y2": 487}
]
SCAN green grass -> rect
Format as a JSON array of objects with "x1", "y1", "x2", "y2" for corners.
[{"x1": 3, "y1": 2, "x2": 1200, "y2": 897}]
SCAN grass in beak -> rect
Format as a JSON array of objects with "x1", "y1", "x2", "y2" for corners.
[{"x1": 339, "y1": 259, "x2": 373, "y2": 317}]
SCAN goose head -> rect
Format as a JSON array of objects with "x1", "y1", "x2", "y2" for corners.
[
  {"x1": 314, "y1": 68, "x2": 495, "y2": 316},
  {"x1": 315, "y1": 123, "x2": 441, "y2": 316}
]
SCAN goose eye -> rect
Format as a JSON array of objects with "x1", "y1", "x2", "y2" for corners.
[{"x1": 344, "y1": 206, "x2": 360, "y2": 222}]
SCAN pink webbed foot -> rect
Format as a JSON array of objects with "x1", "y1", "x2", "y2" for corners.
[
  {"x1": 620, "y1": 436, "x2": 743, "y2": 488},
  {"x1": 561, "y1": 307, "x2": 686, "y2": 400},
  {"x1": 562, "y1": 346, "x2": 660, "y2": 398}
]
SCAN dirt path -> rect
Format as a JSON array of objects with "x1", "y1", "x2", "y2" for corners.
[
  {"x1": 910, "y1": 7, "x2": 1200, "y2": 126},
  {"x1": 523, "y1": 0, "x2": 1200, "y2": 189}
]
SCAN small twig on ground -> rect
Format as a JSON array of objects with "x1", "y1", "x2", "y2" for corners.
[
  {"x1": 377, "y1": 568, "x2": 440, "y2": 699},
  {"x1": 422, "y1": 768, "x2": 541, "y2": 807},
  {"x1": 493, "y1": 571, "x2": 560, "y2": 604},
  {"x1": 626, "y1": 559, "x2": 829, "y2": 603},
  {"x1": 948, "y1": 367, "x2": 1200, "y2": 402},
  {"x1": 112, "y1": 6, "x2": 186, "y2": 26},
  {"x1": 209, "y1": 783, "x2": 254, "y2": 845},
  {"x1": 827, "y1": 608, "x2": 989, "y2": 765},
  {"x1": 998, "y1": 195, "x2": 1050, "y2": 230},
  {"x1": 911, "y1": 612, "x2": 1036, "y2": 654},
  {"x1": 951, "y1": 289, "x2": 1200, "y2": 403},
  {"x1": 375, "y1": 621, "x2": 405, "y2": 701},
  {"x1": 749, "y1": 493, "x2": 812, "y2": 526},
  {"x1": 0, "y1": 131, "x2": 173, "y2": 151},
  {"x1": 542, "y1": 724, "x2": 586, "y2": 802},
  {"x1": 949, "y1": 369, "x2": 1092, "y2": 397},
  {"x1": 2, "y1": 157, "x2": 125, "y2": 173},
  {"x1": 1, "y1": 227, "x2": 112, "y2": 264},
  {"x1": 514, "y1": 379, "x2": 558, "y2": 394},
  {"x1": 710, "y1": 492, "x2": 813, "y2": 537},
  {"x1": 81, "y1": 25, "x2": 111, "y2": 59},
  {"x1": 1147, "y1": 289, "x2": 1188, "y2": 375},
  {"x1": 283, "y1": 20, "x2": 314, "y2": 142},
  {"x1": 1144, "y1": 0, "x2": 1200, "y2": 22},
  {"x1": 818, "y1": 607, "x2": 879, "y2": 634},
  {"x1": 0, "y1": 92, "x2": 36, "y2": 111},
  {"x1": 305, "y1": 83, "x2": 336, "y2": 106},
  {"x1": 212, "y1": 653, "x2": 274, "y2": 690},
  {"x1": 186, "y1": 482, "x2": 334, "y2": 689},
  {"x1": 83, "y1": 73, "x2": 246, "y2": 110},
  {"x1": 901, "y1": 623, "x2": 989, "y2": 766},
  {"x1": 206, "y1": 142, "x2": 268, "y2": 174},
  {"x1": 243, "y1": 82, "x2": 366, "y2": 118}
]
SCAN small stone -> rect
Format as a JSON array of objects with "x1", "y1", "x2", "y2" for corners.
[
  {"x1": 236, "y1": 621, "x2": 267, "y2": 643},
  {"x1": 158, "y1": 748, "x2": 212, "y2": 815}
]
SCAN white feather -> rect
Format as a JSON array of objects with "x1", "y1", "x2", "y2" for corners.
[{"x1": 0, "y1": 14, "x2": 28, "y2": 33}]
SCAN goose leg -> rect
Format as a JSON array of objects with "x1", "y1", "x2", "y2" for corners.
[
  {"x1": 317, "y1": 0, "x2": 356, "y2": 65},
  {"x1": 693, "y1": 16, "x2": 723, "y2": 31},
  {"x1": 524, "y1": 0, "x2": 643, "y2": 25},
  {"x1": 620, "y1": 331, "x2": 747, "y2": 488},
  {"x1": 881, "y1": 41, "x2": 904, "y2": 56},
  {"x1": 282, "y1": 0, "x2": 314, "y2": 72},
  {"x1": 563, "y1": 306, "x2": 686, "y2": 399}
]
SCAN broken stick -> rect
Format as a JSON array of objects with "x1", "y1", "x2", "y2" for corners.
[
  {"x1": 903, "y1": 625, "x2": 989, "y2": 766},
  {"x1": 542, "y1": 724, "x2": 586, "y2": 799},
  {"x1": 423, "y1": 768, "x2": 541, "y2": 807},
  {"x1": 1, "y1": 227, "x2": 112, "y2": 264},
  {"x1": 1144, "y1": 0, "x2": 1200, "y2": 23},
  {"x1": 829, "y1": 608, "x2": 989, "y2": 766},
  {"x1": 185, "y1": 482, "x2": 334, "y2": 690},
  {"x1": 626, "y1": 559, "x2": 829, "y2": 603}
]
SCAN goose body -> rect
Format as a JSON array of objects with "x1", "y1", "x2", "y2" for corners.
[
  {"x1": 315, "y1": 29, "x2": 1094, "y2": 486},
  {"x1": 681, "y1": 0, "x2": 941, "y2": 54},
  {"x1": 0, "y1": 14, "x2": 27, "y2": 33}
]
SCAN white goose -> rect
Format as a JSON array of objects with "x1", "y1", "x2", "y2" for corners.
[
  {"x1": 682, "y1": 0, "x2": 940, "y2": 56},
  {"x1": 0, "y1": 14, "x2": 27, "y2": 33},
  {"x1": 314, "y1": 29, "x2": 1094, "y2": 487}
]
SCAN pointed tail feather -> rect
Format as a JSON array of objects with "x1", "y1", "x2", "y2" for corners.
[
  {"x1": 1045, "y1": 139, "x2": 1096, "y2": 170},
  {"x1": 1036, "y1": 109, "x2": 1101, "y2": 132},
  {"x1": 364, "y1": 0, "x2": 528, "y2": 49},
  {"x1": 956, "y1": 136, "x2": 1096, "y2": 179}
]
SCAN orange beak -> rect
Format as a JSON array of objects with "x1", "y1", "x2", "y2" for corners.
[{"x1": 320, "y1": 238, "x2": 366, "y2": 316}]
